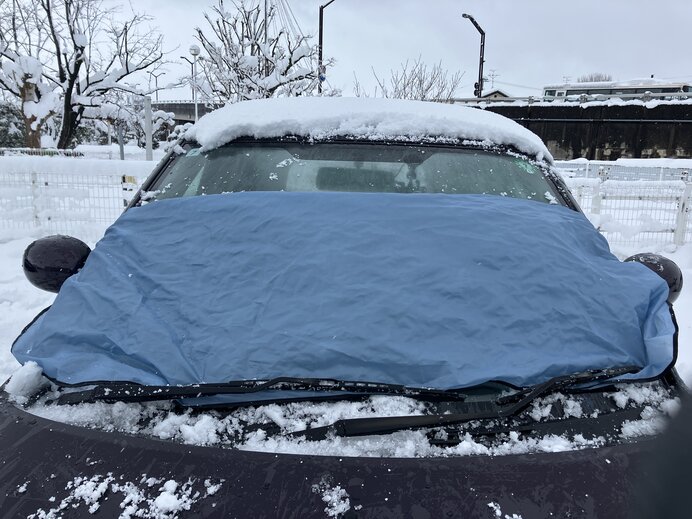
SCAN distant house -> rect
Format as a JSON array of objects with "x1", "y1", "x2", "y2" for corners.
[{"x1": 481, "y1": 89, "x2": 511, "y2": 100}]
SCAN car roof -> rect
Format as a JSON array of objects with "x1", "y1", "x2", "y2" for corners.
[{"x1": 185, "y1": 97, "x2": 553, "y2": 163}]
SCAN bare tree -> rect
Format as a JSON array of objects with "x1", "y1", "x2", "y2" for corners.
[
  {"x1": 354, "y1": 57, "x2": 463, "y2": 102},
  {"x1": 0, "y1": 0, "x2": 164, "y2": 148},
  {"x1": 194, "y1": 0, "x2": 325, "y2": 103},
  {"x1": 577, "y1": 72, "x2": 613, "y2": 83}
]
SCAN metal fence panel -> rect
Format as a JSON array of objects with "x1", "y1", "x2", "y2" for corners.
[
  {"x1": 561, "y1": 176, "x2": 692, "y2": 249},
  {"x1": 0, "y1": 157, "x2": 153, "y2": 243}
]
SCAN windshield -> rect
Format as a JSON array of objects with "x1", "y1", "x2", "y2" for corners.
[{"x1": 146, "y1": 142, "x2": 560, "y2": 204}]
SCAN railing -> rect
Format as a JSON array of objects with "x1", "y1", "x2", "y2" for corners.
[
  {"x1": 0, "y1": 148, "x2": 85, "y2": 158},
  {"x1": 555, "y1": 160, "x2": 691, "y2": 182},
  {"x1": 452, "y1": 92, "x2": 692, "y2": 105}
]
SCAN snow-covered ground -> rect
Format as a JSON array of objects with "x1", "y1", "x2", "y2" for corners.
[{"x1": 75, "y1": 143, "x2": 167, "y2": 162}]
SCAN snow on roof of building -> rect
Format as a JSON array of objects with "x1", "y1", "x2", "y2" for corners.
[
  {"x1": 544, "y1": 78, "x2": 689, "y2": 89},
  {"x1": 185, "y1": 97, "x2": 552, "y2": 162}
]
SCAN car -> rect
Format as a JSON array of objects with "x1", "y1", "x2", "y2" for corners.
[{"x1": 0, "y1": 97, "x2": 685, "y2": 518}]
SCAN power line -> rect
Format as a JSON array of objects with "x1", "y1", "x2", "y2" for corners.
[{"x1": 494, "y1": 80, "x2": 541, "y2": 91}]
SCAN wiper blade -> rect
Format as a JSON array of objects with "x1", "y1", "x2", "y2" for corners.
[
  {"x1": 53, "y1": 377, "x2": 468, "y2": 405},
  {"x1": 288, "y1": 366, "x2": 640, "y2": 441}
]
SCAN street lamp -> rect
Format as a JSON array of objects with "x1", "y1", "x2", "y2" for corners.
[
  {"x1": 181, "y1": 45, "x2": 201, "y2": 122},
  {"x1": 318, "y1": 0, "x2": 337, "y2": 94},
  {"x1": 149, "y1": 71, "x2": 164, "y2": 102},
  {"x1": 189, "y1": 45, "x2": 201, "y2": 122},
  {"x1": 462, "y1": 13, "x2": 485, "y2": 98}
]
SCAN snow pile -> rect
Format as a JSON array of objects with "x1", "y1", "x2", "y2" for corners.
[
  {"x1": 312, "y1": 477, "x2": 351, "y2": 518},
  {"x1": 27, "y1": 474, "x2": 223, "y2": 519},
  {"x1": 488, "y1": 501, "x2": 523, "y2": 519},
  {"x1": 185, "y1": 97, "x2": 552, "y2": 162},
  {"x1": 609, "y1": 382, "x2": 681, "y2": 440},
  {"x1": 4, "y1": 361, "x2": 47, "y2": 405}
]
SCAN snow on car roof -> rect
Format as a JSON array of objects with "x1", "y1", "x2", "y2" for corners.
[{"x1": 185, "y1": 97, "x2": 553, "y2": 162}]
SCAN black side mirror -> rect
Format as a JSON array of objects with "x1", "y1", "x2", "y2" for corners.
[
  {"x1": 23, "y1": 235, "x2": 91, "y2": 293},
  {"x1": 624, "y1": 253, "x2": 683, "y2": 304}
]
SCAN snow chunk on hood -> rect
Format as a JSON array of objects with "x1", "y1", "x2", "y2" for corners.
[
  {"x1": 5, "y1": 361, "x2": 47, "y2": 405},
  {"x1": 185, "y1": 97, "x2": 553, "y2": 162}
]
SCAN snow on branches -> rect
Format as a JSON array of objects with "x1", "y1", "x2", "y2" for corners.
[
  {"x1": 194, "y1": 0, "x2": 326, "y2": 103},
  {"x1": 0, "y1": 0, "x2": 164, "y2": 148}
]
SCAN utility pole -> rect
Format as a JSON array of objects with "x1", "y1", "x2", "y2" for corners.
[
  {"x1": 318, "y1": 0, "x2": 337, "y2": 94},
  {"x1": 462, "y1": 13, "x2": 485, "y2": 98}
]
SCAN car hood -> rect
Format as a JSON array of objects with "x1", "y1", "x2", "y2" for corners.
[
  {"x1": 0, "y1": 393, "x2": 661, "y2": 518},
  {"x1": 12, "y1": 192, "x2": 674, "y2": 396}
]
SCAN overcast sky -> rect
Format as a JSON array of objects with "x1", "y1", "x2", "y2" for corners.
[{"x1": 127, "y1": 0, "x2": 692, "y2": 100}]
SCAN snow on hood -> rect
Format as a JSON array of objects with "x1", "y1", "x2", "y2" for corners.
[{"x1": 185, "y1": 97, "x2": 553, "y2": 162}]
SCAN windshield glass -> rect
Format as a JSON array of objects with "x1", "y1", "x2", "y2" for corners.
[{"x1": 146, "y1": 142, "x2": 559, "y2": 203}]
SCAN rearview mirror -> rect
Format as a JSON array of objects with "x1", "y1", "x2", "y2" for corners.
[
  {"x1": 23, "y1": 235, "x2": 91, "y2": 293},
  {"x1": 624, "y1": 253, "x2": 683, "y2": 304}
]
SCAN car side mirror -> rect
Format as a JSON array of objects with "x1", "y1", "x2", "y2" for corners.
[
  {"x1": 23, "y1": 235, "x2": 91, "y2": 293},
  {"x1": 624, "y1": 253, "x2": 683, "y2": 304}
]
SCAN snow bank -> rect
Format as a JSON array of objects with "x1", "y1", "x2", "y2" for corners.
[{"x1": 185, "y1": 97, "x2": 553, "y2": 162}]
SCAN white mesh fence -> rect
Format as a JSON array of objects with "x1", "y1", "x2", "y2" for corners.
[
  {"x1": 2, "y1": 156, "x2": 692, "y2": 248},
  {"x1": 555, "y1": 160, "x2": 691, "y2": 182},
  {"x1": 0, "y1": 157, "x2": 152, "y2": 243},
  {"x1": 561, "y1": 177, "x2": 692, "y2": 248}
]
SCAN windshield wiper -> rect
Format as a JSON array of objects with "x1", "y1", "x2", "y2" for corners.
[
  {"x1": 288, "y1": 366, "x2": 640, "y2": 441},
  {"x1": 53, "y1": 377, "x2": 468, "y2": 406}
]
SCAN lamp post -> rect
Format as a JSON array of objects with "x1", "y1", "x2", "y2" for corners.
[
  {"x1": 189, "y1": 45, "x2": 201, "y2": 122},
  {"x1": 318, "y1": 0, "x2": 337, "y2": 94},
  {"x1": 149, "y1": 71, "x2": 164, "y2": 102},
  {"x1": 462, "y1": 13, "x2": 485, "y2": 98},
  {"x1": 181, "y1": 46, "x2": 201, "y2": 122}
]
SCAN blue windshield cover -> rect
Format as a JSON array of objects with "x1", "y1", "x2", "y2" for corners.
[{"x1": 13, "y1": 193, "x2": 674, "y2": 392}]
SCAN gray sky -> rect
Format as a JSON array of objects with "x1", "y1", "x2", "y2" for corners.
[{"x1": 129, "y1": 0, "x2": 692, "y2": 99}]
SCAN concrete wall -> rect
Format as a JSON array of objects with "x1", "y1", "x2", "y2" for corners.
[{"x1": 484, "y1": 103, "x2": 692, "y2": 160}]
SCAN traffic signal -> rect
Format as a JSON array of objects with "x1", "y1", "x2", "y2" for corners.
[{"x1": 473, "y1": 82, "x2": 481, "y2": 97}]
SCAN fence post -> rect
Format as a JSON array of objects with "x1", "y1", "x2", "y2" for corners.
[
  {"x1": 30, "y1": 171, "x2": 40, "y2": 228},
  {"x1": 673, "y1": 183, "x2": 692, "y2": 246},
  {"x1": 591, "y1": 181, "x2": 602, "y2": 216}
]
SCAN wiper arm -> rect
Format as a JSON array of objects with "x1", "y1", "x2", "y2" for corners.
[
  {"x1": 53, "y1": 377, "x2": 468, "y2": 405},
  {"x1": 289, "y1": 366, "x2": 640, "y2": 441}
]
